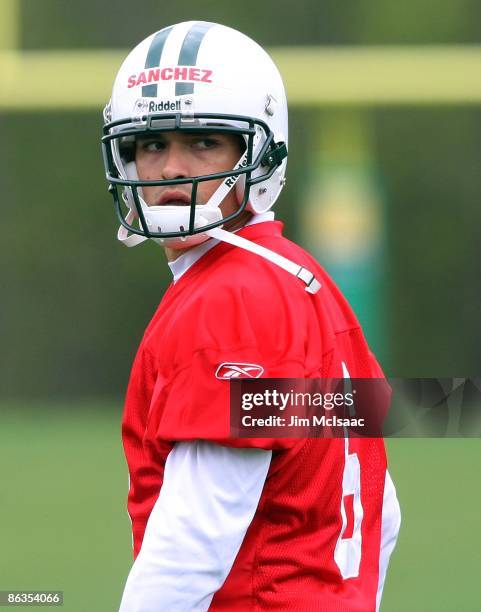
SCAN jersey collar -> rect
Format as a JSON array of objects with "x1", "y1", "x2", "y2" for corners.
[{"x1": 168, "y1": 212, "x2": 275, "y2": 283}]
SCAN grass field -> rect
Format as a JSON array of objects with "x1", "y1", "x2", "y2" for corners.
[{"x1": 1, "y1": 402, "x2": 480, "y2": 611}]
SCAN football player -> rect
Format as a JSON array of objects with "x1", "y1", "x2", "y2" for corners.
[{"x1": 102, "y1": 21, "x2": 401, "y2": 611}]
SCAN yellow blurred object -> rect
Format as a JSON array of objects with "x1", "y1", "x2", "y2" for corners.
[
  {"x1": 2, "y1": 45, "x2": 481, "y2": 109},
  {"x1": 0, "y1": 0, "x2": 20, "y2": 51}
]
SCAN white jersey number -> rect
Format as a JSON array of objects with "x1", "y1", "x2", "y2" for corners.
[
  {"x1": 334, "y1": 444, "x2": 363, "y2": 578},
  {"x1": 334, "y1": 362, "x2": 364, "y2": 579}
]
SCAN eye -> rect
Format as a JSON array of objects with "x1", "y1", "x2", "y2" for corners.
[
  {"x1": 141, "y1": 139, "x2": 166, "y2": 152},
  {"x1": 194, "y1": 137, "x2": 219, "y2": 150}
]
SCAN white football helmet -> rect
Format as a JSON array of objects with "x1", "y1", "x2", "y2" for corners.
[
  {"x1": 102, "y1": 21, "x2": 320, "y2": 293},
  {"x1": 102, "y1": 21, "x2": 288, "y2": 248}
]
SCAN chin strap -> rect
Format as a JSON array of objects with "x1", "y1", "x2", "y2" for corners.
[
  {"x1": 206, "y1": 226, "x2": 321, "y2": 294},
  {"x1": 118, "y1": 210, "x2": 149, "y2": 247}
]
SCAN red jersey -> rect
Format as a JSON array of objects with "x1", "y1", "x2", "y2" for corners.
[{"x1": 122, "y1": 220, "x2": 400, "y2": 611}]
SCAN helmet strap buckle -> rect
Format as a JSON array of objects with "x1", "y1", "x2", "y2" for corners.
[{"x1": 262, "y1": 141, "x2": 287, "y2": 168}]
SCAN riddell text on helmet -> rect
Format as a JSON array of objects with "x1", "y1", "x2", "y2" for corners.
[{"x1": 128, "y1": 67, "x2": 213, "y2": 88}]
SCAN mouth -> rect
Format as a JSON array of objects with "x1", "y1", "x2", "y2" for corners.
[{"x1": 157, "y1": 191, "x2": 191, "y2": 206}]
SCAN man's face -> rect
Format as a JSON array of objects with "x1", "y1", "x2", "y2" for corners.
[{"x1": 134, "y1": 131, "x2": 244, "y2": 218}]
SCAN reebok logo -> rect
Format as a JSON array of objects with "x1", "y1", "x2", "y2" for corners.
[{"x1": 215, "y1": 363, "x2": 264, "y2": 380}]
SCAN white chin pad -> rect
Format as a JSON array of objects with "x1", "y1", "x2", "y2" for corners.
[{"x1": 142, "y1": 205, "x2": 223, "y2": 234}]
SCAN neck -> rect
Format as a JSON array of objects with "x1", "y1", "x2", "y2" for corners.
[{"x1": 164, "y1": 210, "x2": 253, "y2": 262}]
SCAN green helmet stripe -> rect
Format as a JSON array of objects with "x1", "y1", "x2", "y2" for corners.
[
  {"x1": 142, "y1": 26, "x2": 174, "y2": 97},
  {"x1": 175, "y1": 22, "x2": 214, "y2": 96}
]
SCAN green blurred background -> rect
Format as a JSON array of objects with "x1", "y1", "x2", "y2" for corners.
[{"x1": 1, "y1": 1, "x2": 480, "y2": 610}]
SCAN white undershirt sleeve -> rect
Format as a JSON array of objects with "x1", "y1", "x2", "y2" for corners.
[{"x1": 118, "y1": 441, "x2": 272, "y2": 612}]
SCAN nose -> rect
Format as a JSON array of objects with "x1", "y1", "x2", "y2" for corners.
[{"x1": 161, "y1": 142, "x2": 189, "y2": 180}]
